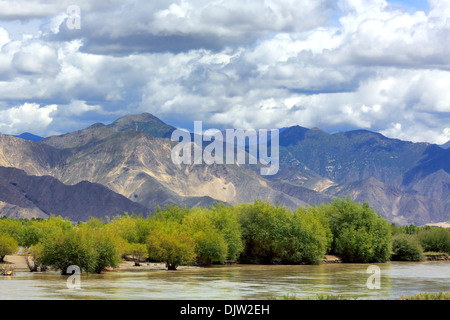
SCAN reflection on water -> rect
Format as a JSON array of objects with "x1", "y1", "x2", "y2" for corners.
[{"x1": 1, "y1": 261, "x2": 449, "y2": 300}]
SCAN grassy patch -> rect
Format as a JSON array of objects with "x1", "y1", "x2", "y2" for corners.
[
  {"x1": 423, "y1": 252, "x2": 448, "y2": 256},
  {"x1": 316, "y1": 294, "x2": 354, "y2": 300},
  {"x1": 400, "y1": 292, "x2": 450, "y2": 300}
]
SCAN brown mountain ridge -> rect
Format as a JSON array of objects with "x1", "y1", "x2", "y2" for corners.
[{"x1": 0, "y1": 113, "x2": 448, "y2": 225}]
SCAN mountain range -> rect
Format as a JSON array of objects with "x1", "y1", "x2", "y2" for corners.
[{"x1": 0, "y1": 113, "x2": 448, "y2": 225}]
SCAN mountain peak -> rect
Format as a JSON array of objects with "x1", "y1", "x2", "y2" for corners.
[
  {"x1": 107, "y1": 112, "x2": 175, "y2": 138},
  {"x1": 279, "y1": 125, "x2": 310, "y2": 147},
  {"x1": 440, "y1": 141, "x2": 450, "y2": 149},
  {"x1": 111, "y1": 112, "x2": 166, "y2": 125},
  {"x1": 2, "y1": 132, "x2": 44, "y2": 142},
  {"x1": 87, "y1": 122, "x2": 106, "y2": 129}
]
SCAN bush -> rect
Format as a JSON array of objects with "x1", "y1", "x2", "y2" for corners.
[
  {"x1": 0, "y1": 234, "x2": 19, "y2": 262},
  {"x1": 183, "y1": 210, "x2": 228, "y2": 265},
  {"x1": 146, "y1": 226, "x2": 196, "y2": 270},
  {"x1": 19, "y1": 224, "x2": 43, "y2": 247},
  {"x1": 87, "y1": 229, "x2": 122, "y2": 274},
  {"x1": 320, "y1": 198, "x2": 392, "y2": 263},
  {"x1": 0, "y1": 218, "x2": 22, "y2": 242},
  {"x1": 106, "y1": 214, "x2": 151, "y2": 244},
  {"x1": 417, "y1": 228, "x2": 450, "y2": 253},
  {"x1": 37, "y1": 229, "x2": 97, "y2": 274},
  {"x1": 37, "y1": 227, "x2": 121, "y2": 275},
  {"x1": 391, "y1": 234, "x2": 424, "y2": 261},
  {"x1": 125, "y1": 242, "x2": 148, "y2": 266},
  {"x1": 237, "y1": 201, "x2": 329, "y2": 265},
  {"x1": 208, "y1": 204, "x2": 244, "y2": 262},
  {"x1": 289, "y1": 208, "x2": 329, "y2": 265}
]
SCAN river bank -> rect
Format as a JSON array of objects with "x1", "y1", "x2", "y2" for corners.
[
  {"x1": 1, "y1": 261, "x2": 449, "y2": 300},
  {"x1": 2, "y1": 253, "x2": 450, "y2": 273}
]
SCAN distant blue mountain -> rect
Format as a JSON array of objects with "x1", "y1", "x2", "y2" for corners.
[{"x1": 12, "y1": 132, "x2": 44, "y2": 142}]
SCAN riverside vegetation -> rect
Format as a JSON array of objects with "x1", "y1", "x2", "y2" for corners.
[{"x1": 0, "y1": 198, "x2": 449, "y2": 274}]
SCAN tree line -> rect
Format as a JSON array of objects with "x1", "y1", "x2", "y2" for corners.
[{"x1": 0, "y1": 197, "x2": 449, "y2": 274}]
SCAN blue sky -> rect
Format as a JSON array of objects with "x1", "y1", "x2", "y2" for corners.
[
  {"x1": 0, "y1": 0, "x2": 448, "y2": 144},
  {"x1": 391, "y1": 0, "x2": 429, "y2": 12}
]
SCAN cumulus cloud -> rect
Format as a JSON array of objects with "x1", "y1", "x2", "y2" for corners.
[
  {"x1": 48, "y1": 0, "x2": 335, "y2": 54},
  {"x1": 0, "y1": 27, "x2": 9, "y2": 47},
  {"x1": 11, "y1": 41, "x2": 60, "y2": 75},
  {"x1": 0, "y1": 103, "x2": 57, "y2": 135},
  {"x1": 0, "y1": 0, "x2": 449, "y2": 144}
]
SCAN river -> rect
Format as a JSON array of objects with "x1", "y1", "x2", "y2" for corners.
[{"x1": 1, "y1": 261, "x2": 449, "y2": 300}]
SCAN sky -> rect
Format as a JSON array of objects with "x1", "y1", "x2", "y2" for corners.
[{"x1": 0, "y1": 0, "x2": 449, "y2": 144}]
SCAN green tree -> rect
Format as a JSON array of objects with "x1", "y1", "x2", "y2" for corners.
[
  {"x1": 237, "y1": 200, "x2": 291, "y2": 263},
  {"x1": 106, "y1": 214, "x2": 152, "y2": 245},
  {"x1": 37, "y1": 229, "x2": 97, "y2": 274},
  {"x1": 320, "y1": 198, "x2": 392, "y2": 263},
  {"x1": 0, "y1": 218, "x2": 22, "y2": 242},
  {"x1": 154, "y1": 205, "x2": 191, "y2": 224},
  {"x1": 208, "y1": 204, "x2": 244, "y2": 261},
  {"x1": 106, "y1": 215, "x2": 140, "y2": 244},
  {"x1": 88, "y1": 229, "x2": 122, "y2": 274},
  {"x1": 288, "y1": 208, "x2": 329, "y2": 265},
  {"x1": 126, "y1": 242, "x2": 148, "y2": 266},
  {"x1": 391, "y1": 234, "x2": 425, "y2": 261},
  {"x1": 183, "y1": 210, "x2": 228, "y2": 265},
  {"x1": 19, "y1": 224, "x2": 43, "y2": 247},
  {"x1": 147, "y1": 226, "x2": 196, "y2": 271},
  {"x1": 237, "y1": 200, "x2": 329, "y2": 265},
  {"x1": 417, "y1": 228, "x2": 450, "y2": 253},
  {"x1": 0, "y1": 234, "x2": 19, "y2": 262}
]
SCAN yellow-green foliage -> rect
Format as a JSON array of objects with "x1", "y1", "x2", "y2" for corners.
[
  {"x1": 1, "y1": 197, "x2": 398, "y2": 271},
  {"x1": 237, "y1": 200, "x2": 329, "y2": 265},
  {"x1": 0, "y1": 234, "x2": 19, "y2": 262},
  {"x1": 182, "y1": 210, "x2": 228, "y2": 265},
  {"x1": 206, "y1": 204, "x2": 244, "y2": 261},
  {"x1": 402, "y1": 292, "x2": 450, "y2": 300},
  {"x1": 146, "y1": 224, "x2": 196, "y2": 270},
  {"x1": 391, "y1": 234, "x2": 425, "y2": 261},
  {"x1": 318, "y1": 198, "x2": 392, "y2": 263},
  {"x1": 36, "y1": 219, "x2": 121, "y2": 274},
  {"x1": 417, "y1": 228, "x2": 450, "y2": 253}
]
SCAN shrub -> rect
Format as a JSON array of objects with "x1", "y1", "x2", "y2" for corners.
[
  {"x1": 37, "y1": 229, "x2": 97, "y2": 274},
  {"x1": 192, "y1": 229, "x2": 228, "y2": 265},
  {"x1": 417, "y1": 228, "x2": 450, "y2": 253},
  {"x1": 0, "y1": 234, "x2": 19, "y2": 262},
  {"x1": 87, "y1": 229, "x2": 122, "y2": 274},
  {"x1": 183, "y1": 210, "x2": 228, "y2": 265},
  {"x1": 19, "y1": 224, "x2": 43, "y2": 247},
  {"x1": 125, "y1": 242, "x2": 148, "y2": 266},
  {"x1": 320, "y1": 198, "x2": 392, "y2": 263},
  {"x1": 391, "y1": 234, "x2": 424, "y2": 261},
  {"x1": 282, "y1": 208, "x2": 329, "y2": 265},
  {"x1": 208, "y1": 204, "x2": 244, "y2": 262},
  {"x1": 147, "y1": 226, "x2": 196, "y2": 270},
  {"x1": 237, "y1": 200, "x2": 329, "y2": 265},
  {"x1": 0, "y1": 218, "x2": 22, "y2": 242}
]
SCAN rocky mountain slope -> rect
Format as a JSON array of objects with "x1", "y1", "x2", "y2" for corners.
[
  {"x1": 0, "y1": 113, "x2": 448, "y2": 225},
  {"x1": 326, "y1": 177, "x2": 449, "y2": 226},
  {"x1": 0, "y1": 166, "x2": 150, "y2": 221}
]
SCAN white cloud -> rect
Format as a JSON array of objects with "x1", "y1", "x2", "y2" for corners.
[
  {"x1": 0, "y1": 0, "x2": 448, "y2": 144},
  {"x1": 11, "y1": 41, "x2": 59, "y2": 75},
  {"x1": 0, "y1": 27, "x2": 10, "y2": 48},
  {"x1": 0, "y1": 103, "x2": 57, "y2": 135}
]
